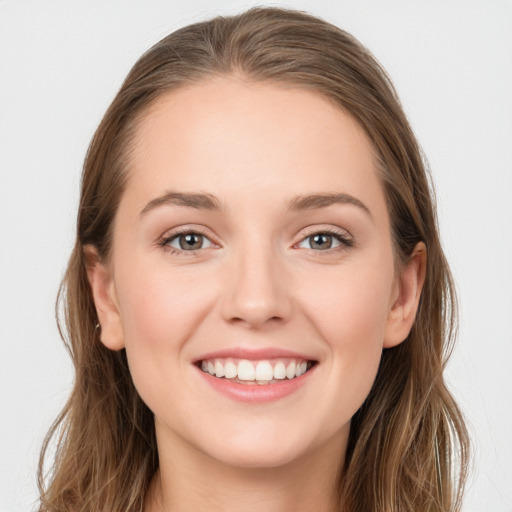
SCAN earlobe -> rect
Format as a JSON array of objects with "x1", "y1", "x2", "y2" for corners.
[
  {"x1": 83, "y1": 245, "x2": 125, "y2": 351},
  {"x1": 383, "y1": 242, "x2": 427, "y2": 348}
]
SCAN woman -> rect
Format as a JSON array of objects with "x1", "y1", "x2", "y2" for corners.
[{"x1": 38, "y1": 7, "x2": 469, "y2": 511}]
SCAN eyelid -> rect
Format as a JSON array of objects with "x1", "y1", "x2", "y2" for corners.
[
  {"x1": 158, "y1": 225, "x2": 220, "y2": 254},
  {"x1": 293, "y1": 225, "x2": 354, "y2": 251},
  {"x1": 295, "y1": 224, "x2": 353, "y2": 240}
]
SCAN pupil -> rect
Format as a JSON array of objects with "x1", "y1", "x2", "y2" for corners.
[
  {"x1": 180, "y1": 233, "x2": 202, "y2": 250},
  {"x1": 311, "y1": 233, "x2": 332, "y2": 250}
]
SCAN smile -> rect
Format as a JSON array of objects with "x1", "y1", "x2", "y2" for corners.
[{"x1": 198, "y1": 357, "x2": 316, "y2": 385}]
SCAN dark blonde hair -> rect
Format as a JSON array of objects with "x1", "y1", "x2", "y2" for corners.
[{"x1": 38, "y1": 7, "x2": 469, "y2": 511}]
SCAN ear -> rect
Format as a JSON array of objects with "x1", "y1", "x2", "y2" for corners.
[
  {"x1": 83, "y1": 245, "x2": 125, "y2": 351},
  {"x1": 383, "y1": 242, "x2": 427, "y2": 348}
]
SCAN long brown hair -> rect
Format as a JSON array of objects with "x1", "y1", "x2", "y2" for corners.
[{"x1": 38, "y1": 7, "x2": 469, "y2": 511}]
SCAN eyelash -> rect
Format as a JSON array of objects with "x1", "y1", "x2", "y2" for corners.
[
  {"x1": 158, "y1": 227, "x2": 354, "y2": 256},
  {"x1": 296, "y1": 228, "x2": 354, "y2": 253},
  {"x1": 158, "y1": 227, "x2": 215, "y2": 256}
]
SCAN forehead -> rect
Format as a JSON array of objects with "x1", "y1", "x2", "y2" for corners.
[{"x1": 122, "y1": 76, "x2": 387, "y2": 220}]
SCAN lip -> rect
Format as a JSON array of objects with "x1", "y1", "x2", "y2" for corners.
[
  {"x1": 193, "y1": 359, "x2": 318, "y2": 403},
  {"x1": 192, "y1": 347, "x2": 318, "y2": 363}
]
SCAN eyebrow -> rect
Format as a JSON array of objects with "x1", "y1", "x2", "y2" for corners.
[
  {"x1": 139, "y1": 190, "x2": 372, "y2": 219},
  {"x1": 288, "y1": 192, "x2": 372, "y2": 218},
  {"x1": 140, "y1": 192, "x2": 222, "y2": 216}
]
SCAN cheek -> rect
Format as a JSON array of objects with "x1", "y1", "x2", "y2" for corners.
[
  {"x1": 116, "y1": 260, "x2": 216, "y2": 344},
  {"x1": 113, "y1": 260, "x2": 218, "y2": 404},
  {"x1": 319, "y1": 286, "x2": 386, "y2": 384},
  {"x1": 299, "y1": 261, "x2": 393, "y2": 347},
  {"x1": 295, "y1": 258, "x2": 394, "y2": 407}
]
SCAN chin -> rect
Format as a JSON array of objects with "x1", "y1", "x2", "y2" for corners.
[
  {"x1": 198, "y1": 425, "x2": 318, "y2": 470},
  {"x1": 208, "y1": 444, "x2": 305, "y2": 470}
]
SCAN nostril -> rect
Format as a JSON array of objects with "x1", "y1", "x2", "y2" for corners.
[{"x1": 227, "y1": 314, "x2": 285, "y2": 330}]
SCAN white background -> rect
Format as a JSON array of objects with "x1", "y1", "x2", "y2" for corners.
[{"x1": 1, "y1": 1, "x2": 511, "y2": 510}]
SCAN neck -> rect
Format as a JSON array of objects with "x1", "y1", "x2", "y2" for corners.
[{"x1": 145, "y1": 424, "x2": 347, "y2": 512}]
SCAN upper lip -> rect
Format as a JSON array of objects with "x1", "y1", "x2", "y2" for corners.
[{"x1": 192, "y1": 347, "x2": 318, "y2": 363}]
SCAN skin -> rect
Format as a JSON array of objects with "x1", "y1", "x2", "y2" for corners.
[{"x1": 86, "y1": 76, "x2": 426, "y2": 512}]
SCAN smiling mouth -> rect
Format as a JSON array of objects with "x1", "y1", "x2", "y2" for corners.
[{"x1": 196, "y1": 357, "x2": 317, "y2": 385}]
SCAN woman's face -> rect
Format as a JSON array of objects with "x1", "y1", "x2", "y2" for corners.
[{"x1": 89, "y1": 77, "x2": 422, "y2": 469}]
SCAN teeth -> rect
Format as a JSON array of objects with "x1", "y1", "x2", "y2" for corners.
[
  {"x1": 224, "y1": 361, "x2": 237, "y2": 379},
  {"x1": 214, "y1": 361, "x2": 224, "y2": 378},
  {"x1": 199, "y1": 357, "x2": 312, "y2": 382},
  {"x1": 237, "y1": 360, "x2": 255, "y2": 380},
  {"x1": 273, "y1": 362, "x2": 286, "y2": 380},
  {"x1": 255, "y1": 361, "x2": 273, "y2": 380},
  {"x1": 286, "y1": 362, "x2": 296, "y2": 379},
  {"x1": 295, "y1": 361, "x2": 307, "y2": 377}
]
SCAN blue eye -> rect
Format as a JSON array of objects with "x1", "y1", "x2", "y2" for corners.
[
  {"x1": 297, "y1": 232, "x2": 351, "y2": 251},
  {"x1": 166, "y1": 232, "x2": 214, "y2": 251}
]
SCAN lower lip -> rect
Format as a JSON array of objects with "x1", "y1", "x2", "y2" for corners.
[{"x1": 194, "y1": 364, "x2": 317, "y2": 403}]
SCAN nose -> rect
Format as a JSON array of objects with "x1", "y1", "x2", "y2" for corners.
[{"x1": 220, "y1": 243, "x2": 292, "y2": 329}]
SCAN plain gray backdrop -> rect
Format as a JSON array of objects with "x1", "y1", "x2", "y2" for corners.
[{"x1": 1, "y1": 1, "x2": 511, "y2": 510}]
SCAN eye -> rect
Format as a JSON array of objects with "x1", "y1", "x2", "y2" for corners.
[
  {"x1": 297, "y1": 231, "x2": 352, "y2": 251},
  {"x1": 165, "y1": 232, "x2": 214, "y2": 251}
]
